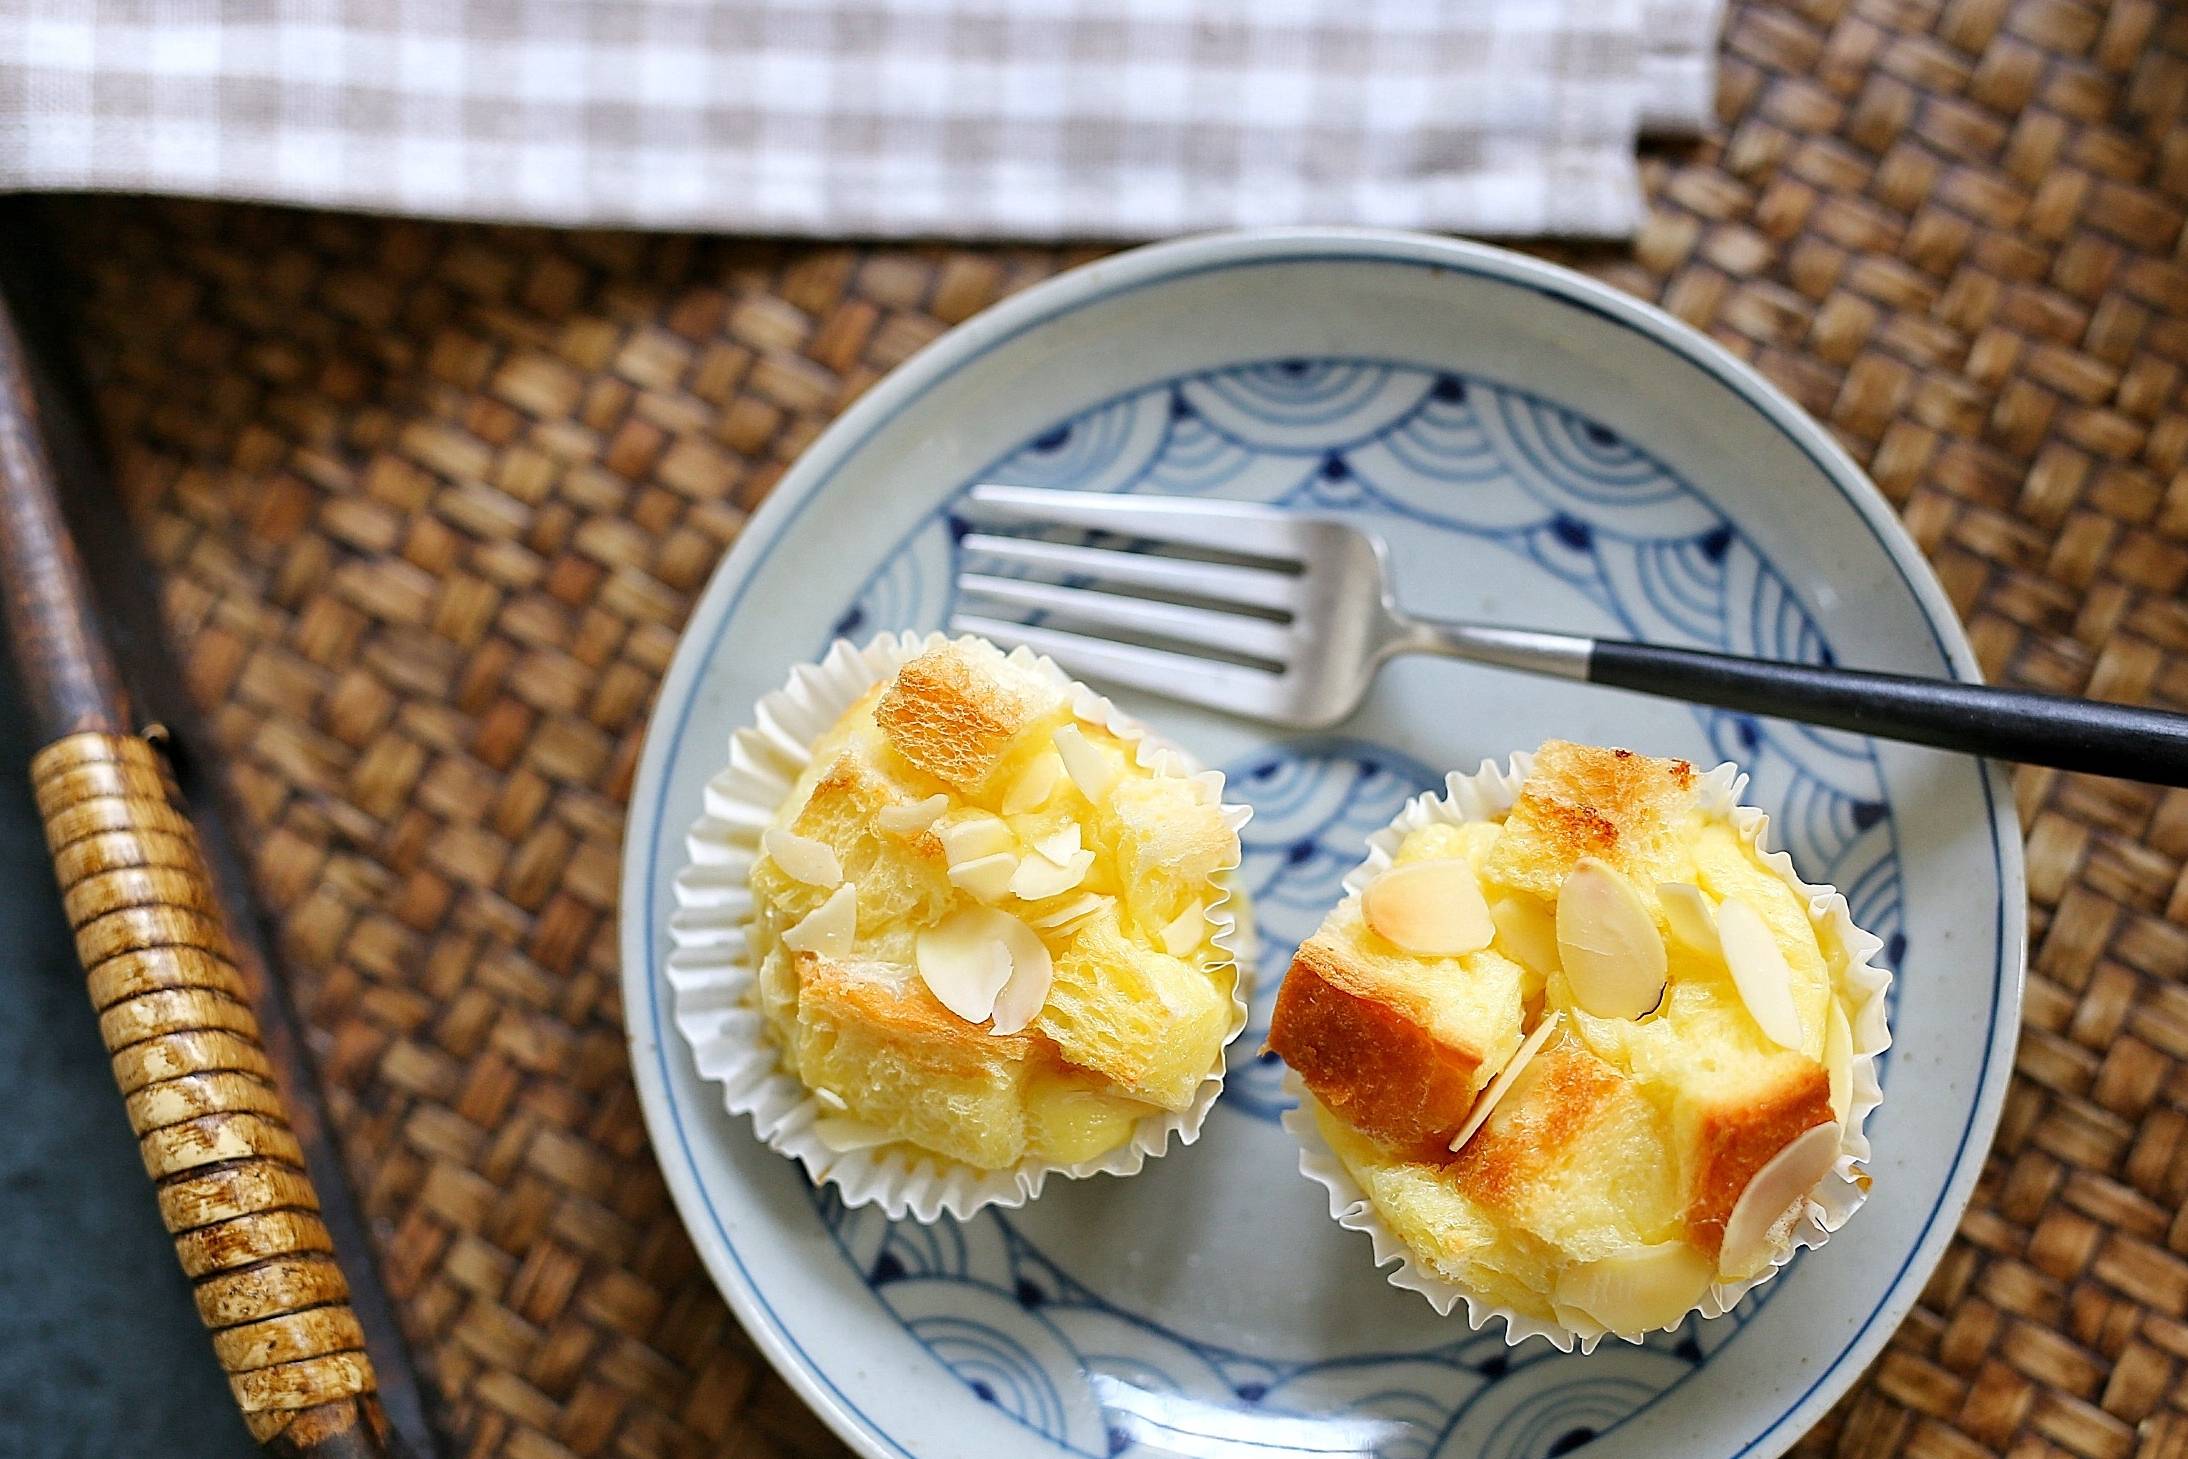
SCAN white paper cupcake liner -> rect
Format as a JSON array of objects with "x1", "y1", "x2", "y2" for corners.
[
  {"x1": 1280, "y1": 748, "x2": 1892, "y2": 1352},
  {"x1": 666, "y1": 629, "x2": 1253, "y2": 1223}
]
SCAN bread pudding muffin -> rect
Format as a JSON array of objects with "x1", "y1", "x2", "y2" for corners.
[
  {"x1": 671, "y1": 631, "x2": 1249, "y2": 1220},
  {"x1": 1268, "y1": 742, "x2": 1889, "y2": 1346}
]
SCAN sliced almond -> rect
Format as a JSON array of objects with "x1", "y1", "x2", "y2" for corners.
[
  {"x1": 1719, "y1": 1120, "x2": 1841, "y2": 1279},
  {"x1": 761, "y1": 829, "x2": 842, "y2": 888},
  {"x1": 914, "y1": 908, "x2": 1017, "y2": 1023},
  {"x1": 1361, "y1": 858, "x2": 1494, "y2": 957},
  {"x1": 812, "y1": 1115, "x2": 896, "y2": 1153},
  {"x1": 1032, "y1": 824, "x2": 1082, "y2": 865},
  {"x1": 782, "y1": 882, "x2": 857, "y2": 957},
  {"x1": 1053, "y1": 723, "x2": 1120, "y2": 801},
  {"x1": 1555, "y1": 858, "x2": 1668, "y2": 1020},
  {"x1": 1717, "y1": 897, "x2": 1803, "y2": 1049},
  {"x1": 1489, "y1": 895, "x2": 1560, "y2": 978},
  {"x1": 811, "y1": 1086, "x2": 849, "y2": 1112},
  {"x1": 1658, "y1": 882, "x2": 1719, "y2": 956},
  {"x1": 1026, "y1": 891, "x2": 1111, "y2": 931},
  {"x1": 876, "y1": 794, "x2": 949, "y2": 835},
  {"x1": 1824, "y1": 997, "x2": 1853, "y2": 1123},
  {"x1": 986, "y1": 915, "x2": 1056, "y2": 1036},
  {"x1": 938, "y1": 812, "x2": 1014, "y2": 865},
  {"x1": 1555, "y1": 1241, "x2": 1715, "y2": 1335},
  {"x1": 1010, "y1": 847, "x2": 1093, "y2": 900},
  {"x1": 1000, "y1": 751, "x2": 1065, "y2": 814},
  {"x1": 947, "y1": 851, "x2": 1020, "y2": 903},
  {"x1": 1159, "y1": 900, "x2": 1205, "y2": 957},
  {"x1": 1449, "y1": 1012, "x2": 1560, "y2": 1153}
]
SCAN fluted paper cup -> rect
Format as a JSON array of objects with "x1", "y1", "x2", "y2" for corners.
[
  {"x1": 667, "y1": 630, "x2": 1252, "y2": 1222},
  {"x1": 1280, "y1": 749, "x2": 1890, "y2": 1351}
]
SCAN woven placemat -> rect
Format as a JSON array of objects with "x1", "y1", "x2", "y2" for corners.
[{"x1": 30, "y1": 1, "x2": 2188, "y2": 1455}]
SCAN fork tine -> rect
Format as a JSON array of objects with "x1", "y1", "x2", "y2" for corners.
[
  {"x1": 959, "y1": 533, "x2": 1304, "y2": 613},
  {"x1": 959, "y1": 574, "x2": 1296, "y2": 662},
  {"x1": 967, "y1": 484, "x2": 1312, "y2": 561},
  {"x1": 951, "y1": 613, "x2": 1283, "y2": 713}
]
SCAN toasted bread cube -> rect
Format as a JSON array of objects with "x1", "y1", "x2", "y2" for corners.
[
  {"x1": 1100, "y1": 775, "x2": 1238, "y2": 929},
  {"x1": 1673, "y1": 1052, "x2": 1833, "y2": 1258},
  {"x1": 1482, "y1": 741, "x2": 1699, "y2": 901},
  {"x1": 1451, "y1": 1032, "x2": 1680, "y2": 1255},
  {"x1": 751, "y1": 750, "x2": 955, "y2": 962},
  {"x1": 1036, "y1": 905, "x2": 1227, "y2": 1110},
  {"x1": 1560, "y1": 925, "x2": 1836, "y2": 1260},
  {"x1": 875, "y1": 639, "x2": 1066, "y2": 792},
  {"x1": 1268, "y1": 901, "x2": 1528, "y2": 1155},
  {"x1": 1311, "y1": 1098, "x2": 1547, "y2": 1315},
  {"x1": 793, "y1": 955, "x2": 1033, "y2": 1169}
]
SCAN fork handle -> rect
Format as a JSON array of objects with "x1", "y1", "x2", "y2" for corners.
[{"x1": 1584, "y1": 639, "x2": 2188, "y2": 786}]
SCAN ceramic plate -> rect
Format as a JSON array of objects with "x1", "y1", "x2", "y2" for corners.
[{"x1": 620, "y1": 230, "x2": 2024, "y2": 1459}]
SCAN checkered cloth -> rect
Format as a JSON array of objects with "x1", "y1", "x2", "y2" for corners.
[{"x1": 0, "y1": 1, "x2": 1722, "y2": 240}]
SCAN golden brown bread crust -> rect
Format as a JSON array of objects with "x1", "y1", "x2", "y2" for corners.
[
  {"x1": 1268, "y1": 937, "x2": 1485, "y2": 1157},
  {"x1": 1681, "y1": 1059, "x2": 1833, "y2": 1257},
  {"x1": 1447, "y1": 1034, "x2": 1621, "y2": 1208},
  {"x1": 1483, "y1": 740, "x2": 1698, "y2": 899},
  {"x1": 874, "y1": 642, "x2": 1048, "y2": 790}
]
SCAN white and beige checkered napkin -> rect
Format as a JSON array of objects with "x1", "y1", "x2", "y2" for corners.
[{"x1": 0, "y1": 0, "x2": 1722, "y2": 240}]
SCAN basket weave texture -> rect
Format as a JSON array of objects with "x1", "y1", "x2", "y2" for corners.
[{"x1": 36, "y1": 1, "x2": 2188, "y2": 1454}]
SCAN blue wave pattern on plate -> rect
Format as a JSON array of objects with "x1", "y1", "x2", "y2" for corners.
[
  {"x1": 817, "y1": 360, "x2": 1903, "y2": 1457},
  {"x1": 820, "y1": 1188, "x2": 1755, "y2": 1459}
]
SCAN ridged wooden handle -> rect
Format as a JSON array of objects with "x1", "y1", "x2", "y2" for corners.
[{"x1": 33, "y1": 730, "x2": 388, "y2": 1453}]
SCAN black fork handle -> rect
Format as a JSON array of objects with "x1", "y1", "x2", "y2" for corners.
[{"x1": 1588, "y1": 639, "x2": 2188, "y2": 786}]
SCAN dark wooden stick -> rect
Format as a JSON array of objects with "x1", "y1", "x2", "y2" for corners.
[
  {"x1": 0, "y1": 284, "x2": 417, "y2": 1457},
  {"x1": 0, "y1": 295, "x2": 127, "y2": 737}
]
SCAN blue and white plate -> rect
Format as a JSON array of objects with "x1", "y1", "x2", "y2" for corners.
[{"x1": 620, "y1": 231, "x2": 2025, "y2": 1459}]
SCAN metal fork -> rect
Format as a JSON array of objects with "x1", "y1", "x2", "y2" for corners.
[{"x1": 951, "y1": 485, "x2": 2188, "y2": 786}]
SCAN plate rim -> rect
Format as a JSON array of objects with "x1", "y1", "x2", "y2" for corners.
[{"x1": 617, "y1": 227, "x2": 2028, "y2": 1459}]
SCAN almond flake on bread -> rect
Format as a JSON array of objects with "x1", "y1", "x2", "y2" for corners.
[
  {"x1": 914, "y1": 907, "x2": 1017, "y2": 1022},
  {"x1": 876, "y1": 794, "x2": 948, "y2": 834},
  {"x1": 1677, "y1": 1056, "x2": 1833, "y2": 1258},
  {"x1": 1052, "y1": 723, "x2": 1121, "y2": 800},
  {"x1": 1718, "y1": 1120, "x2": 1840, "y2": 1279},
  {"x1": 945, "y1": 850, "x2": 1019, "y2": 903},
  {"x1": 1448, "y1": 1011, "x2": 1560, "y2": 1153},
  {"x1": 1362, "y1": 859, "x2": 1494, "y2": 957},
  {"x1": 782, "y1": 883, "x2": 857, "y2": 957},
  {"x1": 1717, "y1": 896, "x2": 1803, "y2": 1048},
  {"x1": 762, "y1": 829, "x2": 843, "y2": 887},
  {"x1": 1554, "y1": 857, "x2": 1668, "y2": 1020}
]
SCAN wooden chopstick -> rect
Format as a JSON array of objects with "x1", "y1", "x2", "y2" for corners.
[{"x1": 0, "y1": 281, "x2": 431, "y2": 1458}]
